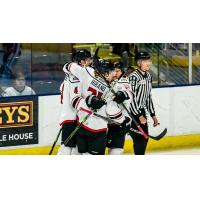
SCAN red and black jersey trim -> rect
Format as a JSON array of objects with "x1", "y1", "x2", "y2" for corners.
[
  {"x1": 108, "y1": 111, "x2": 123, "y2": 120},
  {"x1": 79, "y1": 107, "x2": 93, "y2": 115},
  {"x1": 77, "y1": 121, "x2": 107, "y2": 133},
  {"x1": 72, "y1": 96, "x2": 83, "y2": 109},
  {"x1": 59, "y1": 120, "x2": 76, "y2": 126}
]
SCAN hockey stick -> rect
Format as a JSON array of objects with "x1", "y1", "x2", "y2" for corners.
[
  {"x1": 93, "y1": 112, "x2": 121, "y2": 125},
  {"x1": 94, "y1": 110, "x2": 167, "y2": 140},
  {"x1": 93, "y1": 47, "x2": 148, "y2": 139},
  {"x1": 144, "y1": 108, "x2": 167, "y2": 140},
  {"x1": 49, "y1": 112, "x2": 92, "y2": 155},
  {"x1": 148, "y1": 128, "x2": 167, "y2": 140},
  {"x1": 63, "y1": 112, "x2": 92, "y2": 147},
  {"x1": 49, "y1": 127, "x2": 63, "y2": 155},
  {"x1": 49, "y1": 110, "x2": 92, "y2": 155},
  {"x1": 93, "y1": 112, "x2": 141, "y2": 134}
]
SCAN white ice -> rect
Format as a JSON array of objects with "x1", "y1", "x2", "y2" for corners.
[{"x1": 146, "y1": 147, "x2": 200, "y2": 155}]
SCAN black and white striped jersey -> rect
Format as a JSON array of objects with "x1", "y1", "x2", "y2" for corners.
[{"x1": 128, "y1": 69, "x2": 155, "y2": 117}]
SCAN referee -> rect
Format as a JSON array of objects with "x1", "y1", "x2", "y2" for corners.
[{"x1": 128, "y1": 51, "x2": 159, "y2": 155}]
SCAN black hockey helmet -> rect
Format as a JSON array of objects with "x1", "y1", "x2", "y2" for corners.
[
  {"x1": 113, "y1": 61, "x2": 124, "y2": 71},
  {"x1": 97, "y1": 59, "x2": 114, "y2": 74},
  {"x1": 135, "y1": 51, "x2": 150, "y2": 61},
  {"x1": 72, "y1": 49, "x2": 91, "y2": 63}
]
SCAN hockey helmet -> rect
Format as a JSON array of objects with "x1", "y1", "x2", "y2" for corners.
[
  {"x1": 72, "y1": 49, "x2": 91, "y2": 63},
  {"x1": 135, "y1": 51, "x2": 150, "y2": 61},
  {"x1": 113, "y1": 61, "x2": 124, "y2": 70},
  {"x1": 97, "y1": 59, "x2": 114, "y2": 74}
]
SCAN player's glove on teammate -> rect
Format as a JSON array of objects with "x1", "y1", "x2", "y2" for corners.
[
  {"x1": 121, "y1": 117, "x2": 131, "y2": 134},
  {"x1": 113, "y1": 91, "x2": 129, "y2": 104},
  {"x1": 86, "y1": 95, "x2": 106, "y2": 110}
]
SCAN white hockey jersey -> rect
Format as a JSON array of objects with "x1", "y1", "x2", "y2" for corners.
[
  {"x1": 67, "y1": 63, "x2": 126, "y2": 132},
  {"x1": 59, "y1": 62, "x2": 81, "y2": 125},
  {"x1": 104, "y1": 76, "x2": 134, "y2": 125}
]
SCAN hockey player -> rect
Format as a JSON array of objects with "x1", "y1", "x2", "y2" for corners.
[
  {"x1": 57, "y1": 49, "x2": 92, "y2": 155},
  {"x1": 68, "y1": 59, "x2": 131, "y2": 155},
  {"x1": 128, "y1": 51, "x2": 159, "y2": 155},
  {"x1": 107, "y1": 61, "x2": 133, "y2": 155},
  {"x1": 113, "y1": 61, "x2": 125, "y2": 80}
]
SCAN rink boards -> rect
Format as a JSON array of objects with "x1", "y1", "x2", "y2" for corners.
[
  {"x1": 0, "y1": 85, "x2": 200, "y2": 154},
  {"x1": 1, "y1": 134, "x2": 200, "y2": 154}
]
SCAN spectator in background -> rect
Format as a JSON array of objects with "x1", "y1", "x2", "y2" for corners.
[
  {"x1": 4, "y1": 72, "x2": 36, "y2": 96},
  {"x1": 0, "y1": 43, "x2": 21, "y2": 78}
]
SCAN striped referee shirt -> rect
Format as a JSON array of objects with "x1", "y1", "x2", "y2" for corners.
[{"x1": 128, "y1": 69, "x2": 155, "y2": 117}]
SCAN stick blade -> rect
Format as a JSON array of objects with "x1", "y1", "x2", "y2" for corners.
[{"x1": 149, "y1": 128, "x2": 167, "y2": 141}]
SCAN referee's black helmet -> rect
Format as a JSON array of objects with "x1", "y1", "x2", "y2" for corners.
[{"x1": 135, "y1": 51, "x2": 150, "y2": 61}]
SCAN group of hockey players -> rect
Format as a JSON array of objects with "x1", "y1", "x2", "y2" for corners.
[{"x1": 57, "y1": 48, "x2": 159, "y2": 155}]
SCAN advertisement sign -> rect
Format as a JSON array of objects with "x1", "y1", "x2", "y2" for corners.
[{"x1": 0, "y1": 96, "x2": 38, "y2": 147}]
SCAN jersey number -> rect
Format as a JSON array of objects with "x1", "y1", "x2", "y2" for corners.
[{"x1": 88, "y1": 87, "x2": 103, "y2": 98}]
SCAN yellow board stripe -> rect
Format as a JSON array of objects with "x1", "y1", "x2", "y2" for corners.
[
  {"x1": 125, "y1": 134, "x2": 200, "y2": 154},
  {"x1": 0, "y1": 134, "x2": 200, "y2": 155}
]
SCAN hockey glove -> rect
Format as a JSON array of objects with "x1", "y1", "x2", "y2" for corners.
[
  {"x1": 113, "y1": 91, "x2": 129, "y2": 104},
  {"x1": 121, "y1": 117, "x2": 131, "y2": 134},
  {"x1": 86, "y1": 95, "x2": 106, "y2": 110}
]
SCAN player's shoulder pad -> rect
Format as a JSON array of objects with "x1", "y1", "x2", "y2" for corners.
[
  {"x1": 64, "y1": 74, "x2": 80, "y2": 83},
  {"x1": 63, "y1": 62, "x2": 71, "y2": 73},
  {"x1": 63, "y1": 63, "x2": 80, "y2": 83}
]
